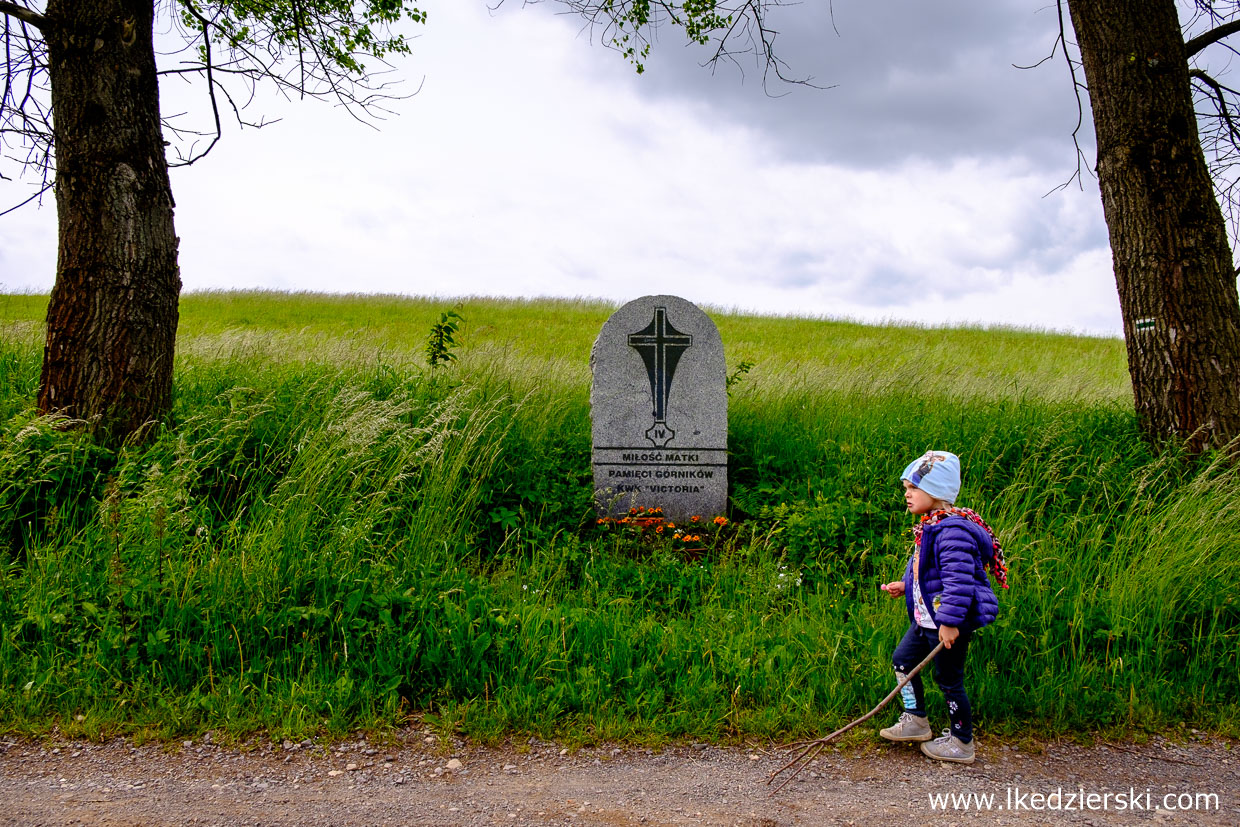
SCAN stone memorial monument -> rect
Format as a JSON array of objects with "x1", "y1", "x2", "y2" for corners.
[{"x1": 590, "y1": 295, "x2": 727, "y2": 521}]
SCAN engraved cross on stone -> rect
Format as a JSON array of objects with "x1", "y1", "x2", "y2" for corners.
[{"x1": 628, "y1": 306, "x2": 693, "y2": 447}]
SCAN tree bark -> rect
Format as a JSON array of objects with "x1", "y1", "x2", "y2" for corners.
[
  {"x1": 1069, "y1": 0, "x2": 1240, "y2": 452},
  {"x1": 38, "y1": 0, "x2": 180, "y2": 444}
]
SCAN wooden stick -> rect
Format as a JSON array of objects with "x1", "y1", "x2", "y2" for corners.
[
  {"x1": 1103, "y1": 741, "x2": 1203, "y2": 767},
  {"x1": 767, "y1": 641, "x2": 945, "y2": 797}
]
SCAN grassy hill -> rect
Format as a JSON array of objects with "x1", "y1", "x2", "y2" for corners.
[{"x1": 0, "y1": 291, "x2": 1234, "y2": 743}]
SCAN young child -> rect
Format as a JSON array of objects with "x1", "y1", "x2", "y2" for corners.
[{"x1": 877, "y1": 450, "x2": 1008, "y2": 764}]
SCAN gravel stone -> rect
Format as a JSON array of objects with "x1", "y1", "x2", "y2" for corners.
[{"x1": 0, "y1": 732, "x2": 1237, "y2": 825}]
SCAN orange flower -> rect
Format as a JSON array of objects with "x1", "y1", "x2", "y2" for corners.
[{"x1": 691, "y1": 515, "x2": 701, "y2": 523}]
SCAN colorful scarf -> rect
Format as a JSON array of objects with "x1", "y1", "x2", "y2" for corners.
[{"x1": 913, "y1": 506, "x2": 1010, "y2": 590}]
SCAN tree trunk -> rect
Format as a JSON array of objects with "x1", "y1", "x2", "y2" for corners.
[
  {"x1": 1068, "y1": 0, "x2": 1240, "y2": 452},
  {"x1": 38, "y1": 0, "x2": 180, "y2": 445}
]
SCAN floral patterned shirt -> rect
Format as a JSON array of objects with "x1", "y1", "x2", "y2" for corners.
[{"x1": 912, "y1": 575, "x2": 937, "y2": 629}]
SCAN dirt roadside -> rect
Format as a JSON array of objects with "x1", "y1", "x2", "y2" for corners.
[{"x1": 1, "y1": 729, "x2": 1237, "y2": 826}]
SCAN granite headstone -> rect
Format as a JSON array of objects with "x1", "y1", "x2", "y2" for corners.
[{"x1": 590, "y1": 295, "x2": 727, "y2": 521}]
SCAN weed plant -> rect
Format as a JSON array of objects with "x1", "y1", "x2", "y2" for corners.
[{"x1": 0, "y1": 291, "x2": 1235, "y2": 745}]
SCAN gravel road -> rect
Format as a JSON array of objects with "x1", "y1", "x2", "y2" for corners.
[{"x1": 2, "y1": 728, "x2": 1237, "y2": 826}]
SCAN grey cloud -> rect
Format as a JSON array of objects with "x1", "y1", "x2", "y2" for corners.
[
  {"x1": 1016, "y1": 202, "x2": 1111, "y2": 273},
  {"x1": 838, "y1": 264, "x2": 924, "y2": 307},
  {"x1": 768, "y1": 249, "x2": 825, "y2": 289},
  {"x1": 545, "y1": 0, "x2": 1094, "y2": 173}
]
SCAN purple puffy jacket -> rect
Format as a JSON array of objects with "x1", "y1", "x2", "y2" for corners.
[{"x1": 902, "y1": 516, "x2": 1000, "y2": 630}]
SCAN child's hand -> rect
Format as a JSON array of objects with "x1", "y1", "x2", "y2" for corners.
[
  {"x1": 879, "y1": 581, "x2": 905, "y2": 598},
  {"x1": 939, "y1": 624, "x2": 960, "y2": 649}
]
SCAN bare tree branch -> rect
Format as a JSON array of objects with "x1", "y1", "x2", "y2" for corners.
[
  {"x1": 1180, "y1": 4, "x2": 1240, "y2": 252},
  {"x1": 1185, "y1": 18, "x2": 1240, "y2": 57},
  {"x1": 0, "y1": 0, "x2": 427, "y2": 209},
  {"x1": 1043, "y1": 0, "x2": 1093, "y2": 196},
  {"x1": 164, "y1": 0, "x2": 421, "y2": 138},
  {"x1": 0, "y1": 1, "x2": 45, "y2": 31},
  {"x1": 1191, "y1": 64, "x2": 1240, "y2": 245},
  {"x1": 704, "y1": 0, "x2": 826, "y2": 90},
  {"x1": 1, "y1": 6, "x2": 53, "y2": 210},
  {"x1": 1191, "y1": 67, "x2": 1240, "y2": 141},
  {"x1": 0, "y1": 179, "x2": 49, "y2": 216},
  {"x1": 172, "y1": 2, "x2": 224, "y2": 167},
  {"x1": 541, "y1": 0, "x2": 824, "y2": 91}
]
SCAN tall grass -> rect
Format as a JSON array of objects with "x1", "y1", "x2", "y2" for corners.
[{"x1": 0, "y1": 291, "x2": 1234, "y2": 744}]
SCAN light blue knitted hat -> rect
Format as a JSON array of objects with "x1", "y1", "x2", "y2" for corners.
[{"x1": 900, "y1": 451, "x2": 961, "y2": 504}]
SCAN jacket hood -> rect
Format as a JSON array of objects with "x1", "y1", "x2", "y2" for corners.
[{"x1": 935, "y1": 515, "x2": 998, "y2": 565}]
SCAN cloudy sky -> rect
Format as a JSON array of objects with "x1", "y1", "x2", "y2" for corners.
[{"x1": 2, "y1": 0, "x2": 1134, "y2": 334}]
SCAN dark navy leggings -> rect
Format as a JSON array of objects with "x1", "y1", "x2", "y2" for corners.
[{"x1": 892, "y1": 624, "x2": 974, "y2": 743}]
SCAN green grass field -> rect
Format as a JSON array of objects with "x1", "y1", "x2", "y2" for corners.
[{"x1": 1, "y1": 291, "x2": 1235, "y2": 745}]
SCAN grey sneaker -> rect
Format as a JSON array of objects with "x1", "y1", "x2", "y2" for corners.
[
  {"x1": 879, "y1": 712, "x2": 933, "y2": 742},
  {"x1": 920, "y1": 730, "x2": 975, "y2": 764}
]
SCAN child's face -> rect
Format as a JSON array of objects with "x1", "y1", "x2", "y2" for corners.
[{"x1": 903, "y1": 480, "x2": 936, "y2": 515}]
